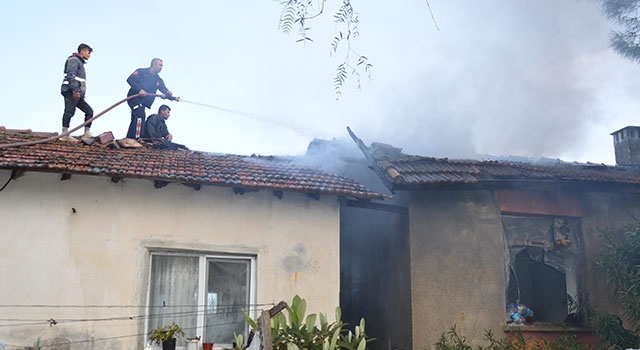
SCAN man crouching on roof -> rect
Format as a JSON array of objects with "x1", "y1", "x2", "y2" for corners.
[{"x1": 143, "y1": 104, "x2": 173, "y2": 141}]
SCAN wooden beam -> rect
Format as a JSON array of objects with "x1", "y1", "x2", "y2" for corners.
[
  {"x1": 341, "y1": 198, "x2": 408, "y2": 214},
  {"x1": 182, "y1": 183, "x2": 201, "y2": 191},
  {"x1": 154, "y1": 180, "x2": 169, "y2": 189},
  {"x1": 233, "y1": 188, "x2": 259, "y2": 195}
]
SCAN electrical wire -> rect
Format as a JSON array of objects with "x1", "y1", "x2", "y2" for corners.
[
  {"x1": 0, "y1": 173, "x2": 11, "y2": 192},
  {"x1": 0, "y1": 303, "x2": 274, "y2": 325}
]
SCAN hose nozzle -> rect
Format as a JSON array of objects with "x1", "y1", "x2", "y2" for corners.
[{"x1": 162, "y1": 94, "x2": 180, "y2": 102}]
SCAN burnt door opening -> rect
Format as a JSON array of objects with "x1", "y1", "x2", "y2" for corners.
[{"x1": 507, "y1": 249, "x2": 567, "y2": 322}]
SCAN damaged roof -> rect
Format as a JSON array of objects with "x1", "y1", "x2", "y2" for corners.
[
  {"x1": 348, "y1": 129, "x2": 640, "y2": 192},
  {"x1": 0, "y1": 129, "x2": 386, "y2": 200}
]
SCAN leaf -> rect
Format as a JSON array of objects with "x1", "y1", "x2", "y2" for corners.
[
  {"x1": 305, "y1": 313, "x2": 317, "y2": 331},
  {"x1": 242, "y1": 310, "x2": 259, "y2": 330}
]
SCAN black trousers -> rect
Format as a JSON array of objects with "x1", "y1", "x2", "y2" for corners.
[
  {"x1": 62, "y1": 92, "x2": 93, "y2": 128},
  {"x1": 126, "y1": 98, "x2": 147, "y2": 139}
]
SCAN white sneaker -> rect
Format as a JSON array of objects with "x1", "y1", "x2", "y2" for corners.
[
  {"x1": 82, "y1": 128, "x2": 93, "y2": 139},
  {"x1": 60, "y1": 135, "x2": 79, "y2": 143}
]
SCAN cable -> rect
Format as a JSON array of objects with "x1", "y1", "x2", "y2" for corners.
[
  {"x1": 0, "y1": 173, "x2": 11, "y2": 192},
  {"x1": 0, "y1": 303, "x2": 274, "y2": 325},
  {"x1": 0, "y1": 302, "x2": 273, "y2": 309}
]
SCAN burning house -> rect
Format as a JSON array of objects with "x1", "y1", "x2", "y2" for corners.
[
  {"x1": 304, "y1": 126, "x2": 640, "y2": 350},
  {"x1": 0, "y1": 128, "x2": 385, "y2": 350}
]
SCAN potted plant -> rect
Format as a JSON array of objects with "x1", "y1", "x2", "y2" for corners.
[
  {"x1": 148, "y1": 322, "x2": 185, "y2": 350},
  {"x1": 185, "y1": 336, "x2": 200, "y2": 350}
]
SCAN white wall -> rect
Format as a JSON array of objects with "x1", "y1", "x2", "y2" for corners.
[{"x1": 0, "y1": 169, "x2": 340, "y2": 350}]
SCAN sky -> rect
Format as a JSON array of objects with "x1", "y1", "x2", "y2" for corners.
[{"x1": 2, "y1": 0, "x2": 639, "y2": 165}]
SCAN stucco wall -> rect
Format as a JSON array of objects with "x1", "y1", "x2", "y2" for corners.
[
  {"x1": 581, "y1": 190, "x2": 640, "y2": 322},
  {"x1": 0, "y1": 170, "x2": 340, "y2": 350},
  {"x1": 409, "y1": 189, "x2": 506, "y2": 349}
]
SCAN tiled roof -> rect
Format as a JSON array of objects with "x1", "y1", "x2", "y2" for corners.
[
  {"x1": 0, "y1": 129, "x2": 386, "y2": 200},
  {"x1": 359, "y1": 141, "x2": 640, "y2": 191}
]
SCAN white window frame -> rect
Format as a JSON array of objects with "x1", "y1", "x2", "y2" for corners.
[{"x1": 145, "y1": 251, "x2": 256, "y2": 348}]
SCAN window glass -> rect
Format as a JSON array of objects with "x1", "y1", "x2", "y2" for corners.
[
  {"x1": 204, "y1": 259, "x2": 250, "y2": 344},
  {"x1": 148, "y1": 253, "x2": 252, "y2": 345}
]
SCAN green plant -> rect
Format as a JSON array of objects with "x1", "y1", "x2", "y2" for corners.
[
  {"x1": 231, "y1": 333, "x2": 247, "y2": 350},
  {"x1": 243, "y1": 295, "x2": 372, "y2": 350},
  {"x1": 593, "y1": 221, "x2": 640, "y2": 349},
  {"x1": 148, "y1": 322, "x2": 185, "y2": 345},
  {"x1": 434, "y1": 326, "x2": 586, "y2": 350}
]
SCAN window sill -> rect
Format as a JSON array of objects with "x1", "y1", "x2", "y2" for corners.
[
  {"x1": 503, "y1": 322, "x2": 595, "y2": 333},
  {"x1": 503, "y1": 323, "x2": 597, "y2": 347}
]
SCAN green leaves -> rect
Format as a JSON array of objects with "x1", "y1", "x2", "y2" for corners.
[
  {"x1": 245, "y1": 295, "x2": 371, "y2": 350},
  {"x1": 277, "y1": 0, "x2": 372, "y2": 98}
]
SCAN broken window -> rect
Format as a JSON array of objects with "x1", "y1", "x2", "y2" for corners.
[
  {"x1": 503, "y1": 216, "x2": 582, "y2": 323},
  {"x1": 147, "y1": 252, "x2": 255, "y2": 346}
]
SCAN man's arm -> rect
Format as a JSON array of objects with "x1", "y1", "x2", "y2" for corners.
[
  {"x1": 126, "y1": 69, "x2": 144, "y2": 93},
  {"x1": 157, "y1": 77, "x2": 172, "y2": 96}
]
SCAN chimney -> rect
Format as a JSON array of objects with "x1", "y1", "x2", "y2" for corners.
[{"x1": 611, "y1": 126, "x2": 640, "y2": 166}]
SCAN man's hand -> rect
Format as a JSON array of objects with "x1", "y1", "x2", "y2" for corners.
[
  {"x1": 166, "y1": 133, "x2": 173, "y2": 142},
  {"x1": 72, "y1": 91, "x2": 80, "y2": 101},
  {"x1": 139, "y1": 89, "x2": 148, "y2": 96}
]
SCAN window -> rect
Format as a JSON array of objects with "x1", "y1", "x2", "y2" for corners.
[
  {"x1": 503, "y1": 216, "x2": 582, "y2": 323},
  {"x1": 146, "y1": 252, "x2": 255, "y2": 346}
]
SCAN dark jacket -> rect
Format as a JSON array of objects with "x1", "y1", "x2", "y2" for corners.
[
  {"x1": 126, "y1": 67, "x2": 169, "y2": 108},
  {"x1": 143, "y1": 114, "x2": 169, "y2": 139},
  {"x1": 61, "y1": 53, "x2": 87, "y2": 96}
]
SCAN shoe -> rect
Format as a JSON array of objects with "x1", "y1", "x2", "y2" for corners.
[
  {"x1": 82, "y1": 127, "x2": 93, "y2": 139},
  {"x1": 60, "y1": 135, "x2": 79, "y2": 143}
]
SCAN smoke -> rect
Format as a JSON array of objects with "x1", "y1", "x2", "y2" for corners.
[{"x1": 328, "y1": 0, "x2": 628, "y2": 162}]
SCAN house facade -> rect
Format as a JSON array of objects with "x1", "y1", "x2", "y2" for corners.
[
  {"x1": 0, "y1": 129, "x2": 384, "y2": 350},
  {"x1": 306, "y1": 127, "x2": 640, "y2": 350}
]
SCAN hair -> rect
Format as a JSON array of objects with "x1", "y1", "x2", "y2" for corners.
[
  {"x1": 150, "y1": 58, "x2": 163, "y2": 66},
  {"x1": 77, "y1": 43, "x2": 93, "y2": 53},
  {"x1": 158, "y1": 105, "x2": 171, "y2": 113}
]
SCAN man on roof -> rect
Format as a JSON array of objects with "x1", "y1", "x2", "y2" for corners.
[
  {"x1": 125, "y1": 58, "x2": 174, "y2": 139},
  {"x1": 60, "y1": 43, "x2": 94, "y2": 141},
  {"x1": 143, "y1": 104, "x2": 173, "y2": 141}
]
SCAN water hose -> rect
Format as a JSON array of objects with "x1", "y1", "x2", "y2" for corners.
[{"x1": 0, "y1": 93, "x2": 178, "y2": 149}]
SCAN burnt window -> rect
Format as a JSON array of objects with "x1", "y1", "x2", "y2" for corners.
[{"x1": 503, "y1": 216, "x2": 581, "y2": 323}]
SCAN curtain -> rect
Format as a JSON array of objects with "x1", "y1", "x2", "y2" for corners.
[{"x1": 148, "y1": 254, "x2": 199, "y2": 341}]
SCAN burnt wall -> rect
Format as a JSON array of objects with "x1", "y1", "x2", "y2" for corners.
[
  {"x1": 340, "y1": 203, "x2": 411, "y2": 350},
  {"x1": 408, "y1": 189, "x2": 506, "y2": 349}
]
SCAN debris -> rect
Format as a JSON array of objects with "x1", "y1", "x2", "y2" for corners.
[
  {"x1": 117, "y1": 138, "x2": 143, "y2": 148},
  {"x1": 97, "y1": 131, "x2": 114, "y2": 144}
]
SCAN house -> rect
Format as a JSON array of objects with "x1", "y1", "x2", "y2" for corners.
[
  {"x1": 0, "y1": 128, "x2": 385, "y2": 350},
  {"x1": 305, "y1": 127, "x2": 640, "y2": 350}
]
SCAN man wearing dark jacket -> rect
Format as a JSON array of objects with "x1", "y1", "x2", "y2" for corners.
[
  {"x1": 125, "y1": 58, "x2": 173, "y2": 139},
  {"x1": 60, "y1": 43, "x2": 94, "y2": 141},
  {"x1": 143, "y1": 105, "x2": 173, "y2": 141}
]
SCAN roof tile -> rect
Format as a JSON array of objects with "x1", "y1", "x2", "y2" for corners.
[{"x1": 0, "y1": 130, "x2": 386, "y2": 200}]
